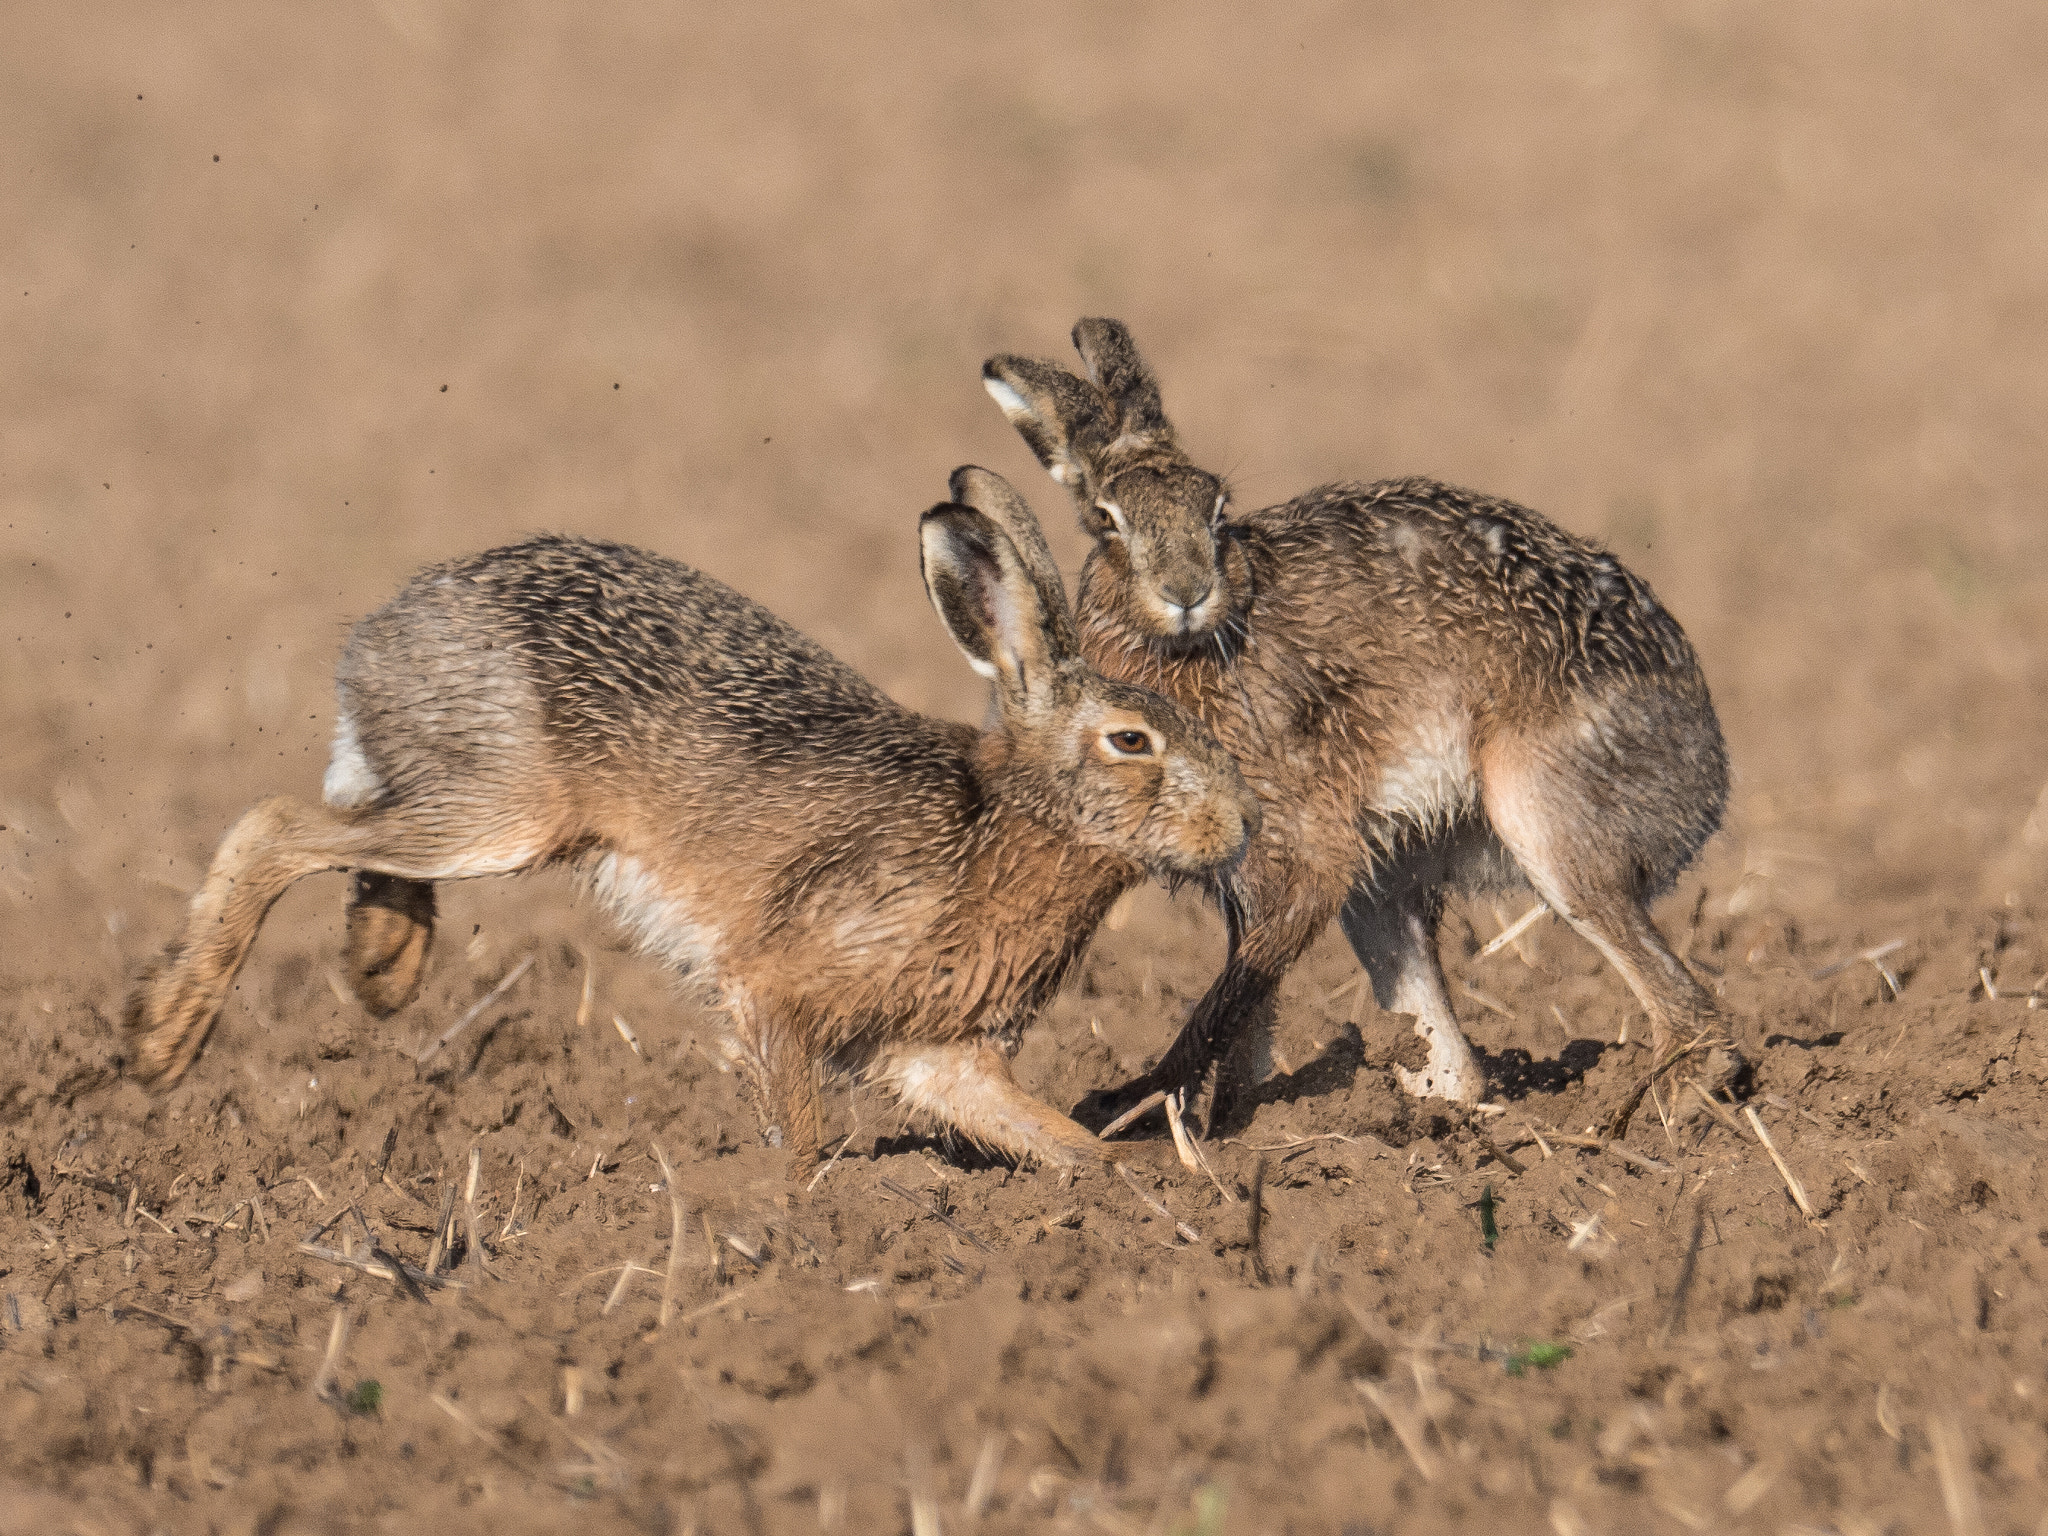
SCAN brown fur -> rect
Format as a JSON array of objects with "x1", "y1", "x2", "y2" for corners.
[
  {"x1": 985, "y1": 321, "x2": 1732, "y2": 1128},
  {"x1": 123, "y1": 468, "x2": 1259, "y2": 1176}
]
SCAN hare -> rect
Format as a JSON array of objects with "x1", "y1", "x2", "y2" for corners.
[
  {"x1": 983, "y1": 320, "x2": 1731, "y2": 1131},
  {"x1": 123, "y1": 467, "x2": 1259, "y2": 1177}
]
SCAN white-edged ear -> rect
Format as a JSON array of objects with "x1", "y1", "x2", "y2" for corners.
[
  {"x1": 919, "y1": 503, "x2": 1066, "y2": 700},
  {"x1": 944, "y1": 466, "x2": 1083, "y2": 658},
  {"x1": 983, "y1": 375, "x2": 1031, "y2": 421},
  {"x1": 980, "y1": 354, "x2": 1111, "y2": 497}
]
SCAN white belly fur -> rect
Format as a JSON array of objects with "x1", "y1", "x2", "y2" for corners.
[
  {"x1": 588, "y1": 851, "x2": 724, "y2": 979},
  {"x1": 1372, "y1": 706, "x2": 1478, "y2": 832}
]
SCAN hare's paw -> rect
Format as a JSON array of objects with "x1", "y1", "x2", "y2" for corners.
[
  {"x1": 122, "y1": 947, "x2": 215, "y2": 1087},
  {"x1": 344, "y1": 873, "x2": 435, "y2": 1016},
  {"x1": 1394, "y1": 1020, "x2": 1486, "y2": 1104}
]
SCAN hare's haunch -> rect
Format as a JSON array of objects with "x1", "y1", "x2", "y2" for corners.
[
  {"x1": 125, "y1": 468, "x2": 1259, "y2": 1177},
  {"x1": 986, "y1": 322, "x2": 1731, "y2": 1131}
]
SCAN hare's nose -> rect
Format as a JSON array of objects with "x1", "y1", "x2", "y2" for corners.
[{"x1": 1161, "y1": 579, "x2": 1212, "y2": 611}]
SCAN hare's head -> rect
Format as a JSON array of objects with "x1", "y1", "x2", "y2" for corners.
[
  {"x1": 983, "y1": 320, "x2": 1247, "y2": 652},
  {"x1": 922, "y1": 467, "x2": 1259, "y2": 879}
]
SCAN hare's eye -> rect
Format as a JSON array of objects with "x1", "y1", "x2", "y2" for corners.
[
  {"x1": 1105, "y1": 729, "x2": 1153, "y2": 756},
  {"x1": 1093, "y1": 501, "x2": 1125, "y2": 536}
]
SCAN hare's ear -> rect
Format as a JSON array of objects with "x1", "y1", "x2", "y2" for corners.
[
  {"x1": 945, "y1": 466, "x2": 1081, "y2": 659},
  {"x1": 1071, "y1": 318, "x2": 1174, "y2": 447},
  {"x1": 921, "y1": 502, "x2": 1075, "y2": 704},
  {"x1": 981, "y1": 354, "x2": 1112, "y2": 494}
]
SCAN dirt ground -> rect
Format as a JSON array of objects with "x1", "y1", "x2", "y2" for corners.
[{"x1": 5, "y1": 4, "x2": 2048, "y2": 1532}]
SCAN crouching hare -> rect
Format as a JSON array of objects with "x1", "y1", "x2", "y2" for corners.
[
  {"x1": 984, "y1": 321, "x2": 1733, "y2": 1130},
  {"x1": 124, "y1": 467, "x2": 1259, "y2": 1176}
]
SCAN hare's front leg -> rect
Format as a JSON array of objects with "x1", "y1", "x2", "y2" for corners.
[
  {"x1": 874, "y1": 1042, "x2": 1108, "y2": 1170},
  {"x1": 1336, "y1": 884, "x2": 1484, "y2": 1104},
  {"x1": 725, "y1": 1003, "x2": 823, "y2": 1179}
]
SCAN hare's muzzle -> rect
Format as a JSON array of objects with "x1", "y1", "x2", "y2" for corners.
[{"x1": 1154, "y1": 755, "x2": 1260, "y2": 876}]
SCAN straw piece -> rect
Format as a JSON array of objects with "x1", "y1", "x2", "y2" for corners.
[
  {"x1": 1810, "y1": 938, "x2": 1905, "y2": 981},
  {"x1": 1165, "y1": 1091, "x2": 1237, "y2": 1203},
  {"x1": 1098, "y1": 1089, "x2": 1168, "y2": 1140},
  {"x1": 878, "y1": 1176, "x2": 993, "y2": 1253},
  {"x1": 1479, "y1": 901, "x2": 1550, "y2": 958},
  {"x1": 1356, "y1": 1379, "x2": 1439, "y2": 1482},
  {"x1": 423, "y1": 1183, "x2": 458, "y2": 1274},
  {"x1": 416, "y1": 953, "x2": 535, "y2": 1066},
  {"x1": 1474, "y1": 1130, "x2": 1528, "y2": 1177},
  {"x1": 964, "y1": 1431, "x2": 1005, "y2": 1520},
  {"x1": 1686, "y1": 1080, "x2": 1746, "y2": 1137},
  {"x1": 1929, "y1": 1415, "x2": 1986, "y2": 1536},
  {"x1": 296, "y1": 1241, "x2": 457, "y2": 1290},
  {"x1": 310, "y1": 1307, "x2": 348, "y2": 1402},
  {"x1": 651, "y1": 1141, "x2": 686, "y2": 1329},
  {"x1": 1163, "y1": 1089, "x2": 1200, "y2": 1173},
  {"x1": 1112, "y1": 1163, "x2": 1198, "y2": 1246},
  {"x1": 678, "y1": 1281, "x2": 760, "y2": 1325},
  {"x1": 575, "y1": 949, "x2": 595, "y2": 1028},
  {"x1": 1742, "y1": 1105, "x2": 1818, "y2": 1221}
]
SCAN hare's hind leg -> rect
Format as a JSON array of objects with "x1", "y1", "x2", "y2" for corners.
[
  {"x1": 875, "y1": 1042, "x2": 1109, "y2": 1171},
  {"x1": 127, "y1": 796, "x2": 357, "y2": 1085},
  {"x1": 128, "y1": 795, "x2": 548, "y2": 1086},
  {"x1": 1337, "y1": 883, "x2": 1484, "y2": 1104},
  {"x1": 345, "y1": 872, "x2": 437, "y2": 1016},
  {"x1": 1479, "y1": 747, "x2": 1725, "y2": 1066}
]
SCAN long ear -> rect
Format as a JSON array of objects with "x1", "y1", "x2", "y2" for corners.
[
  {"x1": 945, "y1": 466, "x2": 1081, "y2": 659},
  {"x1": 920, "y1": 503, "x2": 1074, "y2": 704},
  {"x1": 980, "y1": 354, "x2": 1113, "y2": 494},
  {"x1": 1071, "y1": 317, "x2": 1174, "y2": 446}
]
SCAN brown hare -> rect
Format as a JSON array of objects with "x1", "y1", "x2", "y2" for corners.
[
  {"x1": 124, "y1": 467, "x2": 1259, "y2": 1177},
  {"x1": 983, "y1": 321, "x2": 1731, "y2": 1131}
]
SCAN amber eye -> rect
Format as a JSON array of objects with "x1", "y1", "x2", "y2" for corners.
[{"x1": 1105, "y1": 729, "x2": 1153, "y2": 756}]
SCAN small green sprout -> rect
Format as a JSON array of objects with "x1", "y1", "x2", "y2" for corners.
[
  {"x1": 344, "y1": 1378, "x2": 384, "y2": 1415},
  {"x1": 1477, "y1": 1184, "x2": 1499, "y2": 1251},
  {"x1": 1504, "y1": 1342, "x2": 1572, "y2": 1376}
]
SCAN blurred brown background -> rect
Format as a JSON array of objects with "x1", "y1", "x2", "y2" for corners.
[{"x1": 4, "y1": 1, "x2": 2045, "y2": 962}]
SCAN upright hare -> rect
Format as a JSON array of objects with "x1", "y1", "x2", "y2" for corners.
[
  {"x1": 125, "y1": 467, "x2": 1258, "y2": 1175},
  {"x1": 984, "y1": 321, "x2": 1731, "y2": 1128}
]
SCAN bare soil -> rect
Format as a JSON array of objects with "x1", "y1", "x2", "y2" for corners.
[{"x1": 5, "y1": 5, "x2": 2048, "y2": 1533}]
